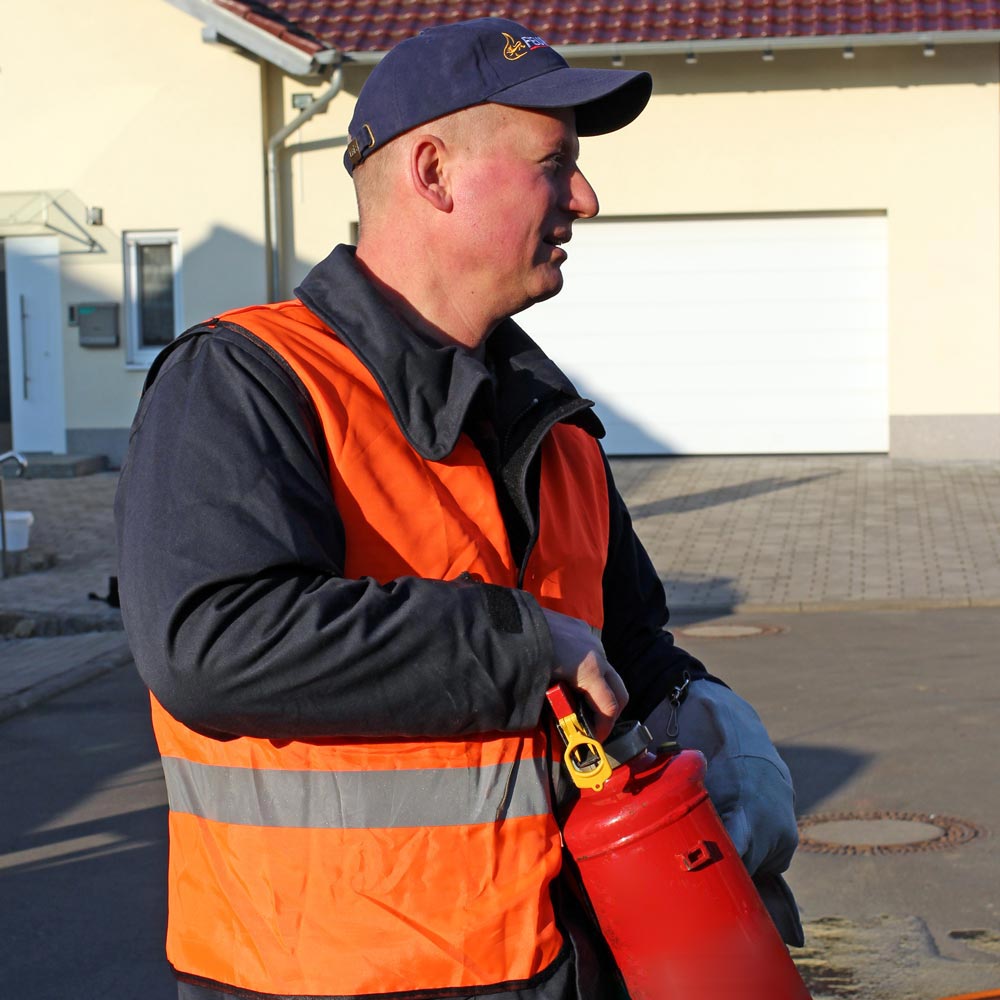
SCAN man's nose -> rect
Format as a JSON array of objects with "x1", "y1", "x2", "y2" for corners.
[{"x1": 566, "y1": 167, "x2": 599, "y2": 220}]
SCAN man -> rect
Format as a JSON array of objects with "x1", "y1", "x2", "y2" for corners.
[{"x1": 116, "y1": 17, "x2": 799, "y2": 1000}]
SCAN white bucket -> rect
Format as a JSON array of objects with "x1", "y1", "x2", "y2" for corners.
[{"x1": 2, "y1": 511, "x2": 34, "y2": 552}]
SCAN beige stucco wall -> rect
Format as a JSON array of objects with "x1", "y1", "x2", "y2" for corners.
[
  {"x1": 272, "y1": 43, "x2": 1000, "y2": 456},
  {"x1": 269, "y1": 65, "x2": 366, "y2": 295},
  {"x1": 1, "y1": 0, "x2": 269, "y2": 457},
  {"x1": 5, "y1": 12, "x2": 996, "y2": 460}
]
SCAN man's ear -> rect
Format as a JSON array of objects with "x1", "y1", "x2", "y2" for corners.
[{"x1": 410, "y1": 135, "x2": 454, "y2": 212}]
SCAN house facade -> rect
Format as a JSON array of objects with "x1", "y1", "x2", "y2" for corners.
[
  {"x1": 0, "y1": 0, "x2": 269, "y2": 464},
  {"x1": 3, "y1": 1, "x2": 999, "y2": 462}
]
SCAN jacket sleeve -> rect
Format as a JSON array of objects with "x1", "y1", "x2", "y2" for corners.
[
  {"x1": 115, "y1": 326, "x2": 554, "y2": 740},
  {"x1": 598, "y1": 452, "x2": 709, "y2": 722}
]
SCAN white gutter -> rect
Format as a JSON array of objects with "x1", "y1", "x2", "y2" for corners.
[
  {"x1": 266, "y1": 66, "x2": 345, "y2": 299},
  {"x1": 558, "y1": 29, "x2": 1000, "y2": 58},
  {"x1": 163, "y1": 0, "x2": 343, "y2": 296},
  {"x1": 165, "y1": 0, "x2": 338, "y2": 77},
  {"x1": 341, "y1": 28, "x2": 1000, "y2": 64}
]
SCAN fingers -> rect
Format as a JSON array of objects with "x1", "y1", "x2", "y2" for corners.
[
  {"x1": 602, "y1": 665, "x2": 629, "y2": 725},
  {"x1": 573, "y1": 656, "x2": 628, "y2": 741},
  {"x1": 541, "y1": 607, "x2": 629, "y2": 741}
]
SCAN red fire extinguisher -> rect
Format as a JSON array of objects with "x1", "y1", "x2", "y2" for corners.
[{"x1": 547, "y1": 684, "x2": 812, "y2": 1000}]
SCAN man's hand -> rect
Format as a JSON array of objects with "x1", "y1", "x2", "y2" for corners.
[
  {"x1": 542, "y1": 608, "x2": 628, "y2": 741},
  {"x1": 646, "y1": 678, "x2": 799, "y2": 877}
]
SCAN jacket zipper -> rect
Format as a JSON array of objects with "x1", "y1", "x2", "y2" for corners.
[{"x1": 512, "y1": 395, "x2": 597, "y2": 590}]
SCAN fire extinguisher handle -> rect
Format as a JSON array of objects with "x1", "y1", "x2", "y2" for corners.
[
  {"x1": 545, "y1": 682, "x2": 578, "y2": 722},
  {"x1": 545, "y1": 683, "x2": 614, "y2": 792}
]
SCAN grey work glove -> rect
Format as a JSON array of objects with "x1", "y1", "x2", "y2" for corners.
[
  {"x1": 675, "y1": 679, "x2": 798, "y2": 878},
  {"x1": 675, "y1": 678, "x2": 804, "y2": 946}
]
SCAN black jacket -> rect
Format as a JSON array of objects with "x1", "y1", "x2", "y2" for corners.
[
  {"x1": 115, "y1": 245, "x2": 706, "y2": 1000},
  {"x1": 116, "y1": 245, "x2": 703, "y2": 741}
]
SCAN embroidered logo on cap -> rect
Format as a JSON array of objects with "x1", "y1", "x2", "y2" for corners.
[{"x1": 501, "y1": 31, "x2": 549, "y2": 61}]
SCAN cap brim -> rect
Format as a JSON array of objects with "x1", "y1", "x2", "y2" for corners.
[{"x1": 489, "y1": 67, "x2": 652, "y2": 136}]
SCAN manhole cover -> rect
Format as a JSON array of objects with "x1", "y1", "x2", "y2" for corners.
[
  {"x1": 674, "y1": 623, "x2": 785, "y2": 639},
  {"x1": 797, "y1": 811, "x2": 982, "y2": 855}
]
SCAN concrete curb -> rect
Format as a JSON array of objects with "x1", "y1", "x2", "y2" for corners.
[
  {"x1": 669, "y1": 596, "x2": 1000, "y2": 618},
  {"x1": 0, "y1": 642, "x2": 134, "y2": 723},
  {"x1": 0, "y1": 608, "x2": 123, "y2": 638}
]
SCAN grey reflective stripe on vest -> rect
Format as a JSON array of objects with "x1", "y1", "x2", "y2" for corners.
[{"x1": 160, "y1": 755, "x2": 552, "y2": 829}]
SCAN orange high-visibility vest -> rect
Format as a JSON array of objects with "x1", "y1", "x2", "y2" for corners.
[{"x1": 151, "y1": 300, "x2": 610, "y2": 997}]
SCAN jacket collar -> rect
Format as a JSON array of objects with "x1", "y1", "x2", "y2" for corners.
[{"x1": 295, "y1": 245, "x2": 603, "y2": 461}]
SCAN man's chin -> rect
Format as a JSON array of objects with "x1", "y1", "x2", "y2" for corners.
[{"x1": 514, "y1": 274, "x2": 565, "y2": 315}]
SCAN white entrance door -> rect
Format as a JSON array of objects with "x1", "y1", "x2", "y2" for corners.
[
  {"x1": 4, "y1": 236, "x2": 66, "y2": 453},
  {"x1": 526, "y1": 215, "x2": 888, "y2": 455}
]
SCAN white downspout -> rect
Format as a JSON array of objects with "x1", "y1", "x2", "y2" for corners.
[{"x1": 266, "y1": 64, "x2": 344, "y2": 300}]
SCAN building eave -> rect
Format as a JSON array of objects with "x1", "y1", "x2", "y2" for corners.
[
  {"x1": 165, "y1": 0, "x2": 339, "y2": 78},
  {"x1": 338, "y1": 28, "x2": 1000, "y2": 64}
]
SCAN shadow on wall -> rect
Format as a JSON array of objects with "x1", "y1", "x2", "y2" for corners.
[
  {"x1": 639, "y1": 41, "x2": 994, "y2": 98},
  {"x1": 49, "y1": 226, "x2": 315, "y2": 466},
  {"x1": 566, "y1": 372, "x2": 680, "y2": 456},
  {"x1": 280, "y1": 131, "x2": 354, "y2": 297},
  {"x1": 181, "y1": 224, "x2": 312, "y2": 315}
]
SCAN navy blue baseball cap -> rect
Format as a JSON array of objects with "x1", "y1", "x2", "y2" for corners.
[{"x1": 344, "y1": 17, "x2": 653, "y2": 174}]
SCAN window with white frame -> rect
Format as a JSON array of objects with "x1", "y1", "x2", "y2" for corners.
[{"x1": 123, "y1": 230, "x2": 182, "y2": 367}]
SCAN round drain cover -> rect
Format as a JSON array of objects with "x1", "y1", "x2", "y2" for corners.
[
  {"x1": 798, "y1": 811, "x2": 982, "y2": 855},
  {"x1": 806, "y1": 818, "x2": 943, "y2": 847},
  {"x1": 675, "y1": 623, "x2": 784, "y2": 639}
]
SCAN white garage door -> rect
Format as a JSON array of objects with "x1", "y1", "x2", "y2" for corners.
[{"x1": 525, "y1": 214, "x2": 888, "y2": 455}]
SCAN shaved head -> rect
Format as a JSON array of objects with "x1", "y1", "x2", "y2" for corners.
[
  {"x1": 351, "y1": 138, "x2": 403, "y2": 232},
  {"x1": 352, "y1": 104, "x2": 514, "y2": 233}
]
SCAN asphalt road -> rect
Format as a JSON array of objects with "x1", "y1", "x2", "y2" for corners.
[
  {"x1": 1, "y1": 607, "x2": 998, "y2": 1000},
  {"x1": 0, "y1": 666, "x2": 174, "y2": 999},
  {"x1": 673, "y1": 605, "x2": 1000, "y2": 1000}
]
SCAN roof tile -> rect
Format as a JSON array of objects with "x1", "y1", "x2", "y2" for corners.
[{"x1": 211, "y1": 1, "x2": 1000, "y2": 55}]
